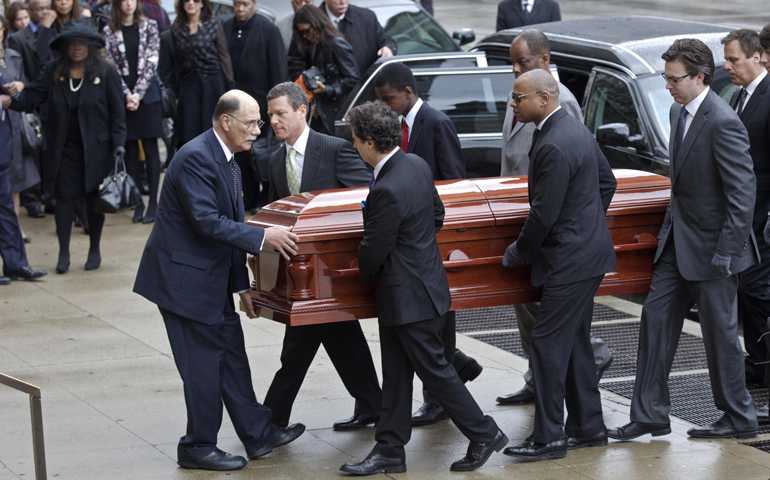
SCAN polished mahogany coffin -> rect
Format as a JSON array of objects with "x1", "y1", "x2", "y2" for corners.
[{"x1": 245, "y1": 169, "x2": 670, "y2": 326}]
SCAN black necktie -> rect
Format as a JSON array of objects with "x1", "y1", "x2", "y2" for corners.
[
  {"x1": 228, "y1": 155, "x2": 238, "y2": 199},
  {"x1": 735, "y1": 88, "x2": 748, "y2": 117},
  {"x1": 673, "y1": 106, "x2": 688, "y2": 161},
  {"x1": 529, "y1": 128, "x2": 541, "y2": 157}
]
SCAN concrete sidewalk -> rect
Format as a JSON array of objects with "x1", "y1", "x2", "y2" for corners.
[{"x1": 2, "y1": 206, "x2": 770, "y2": 479}]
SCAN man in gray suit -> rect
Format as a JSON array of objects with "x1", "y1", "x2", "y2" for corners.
[
  {"x1": 609, "y1": 39, "x2": 759, "y2": 441},
  {"x1": 497, "y1": 29, "x2": 613, "y2": 406}
]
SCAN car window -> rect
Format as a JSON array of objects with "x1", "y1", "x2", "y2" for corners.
[
  {"x1": 585, "y1": 71, "x2": 642, "y2": 137},
  {"x1": 639, "y1": 68, "x2": 740, "y2": 145},
  {"x1": 373, "y1": 5, "x2": 458, "y2": 54}
]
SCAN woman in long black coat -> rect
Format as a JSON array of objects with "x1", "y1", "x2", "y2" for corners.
[
  {"x1": 288, "y1": 4, "x2": 359, "y2": 135},
  {"x1": 6, "y1": 19, "x2": 126, "y2": 273}
]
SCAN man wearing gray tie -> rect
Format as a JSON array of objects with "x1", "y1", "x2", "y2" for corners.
[{"x1": 609, "y1": 39, "x2": 759, "y2": 441}]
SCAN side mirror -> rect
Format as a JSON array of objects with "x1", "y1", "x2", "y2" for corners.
[
  {"x1": 452, "y1": 28, "x2": 475, "y2": 47},
  {"x1": 596, "y1": 123, "x2": 647, "y2": 151}
]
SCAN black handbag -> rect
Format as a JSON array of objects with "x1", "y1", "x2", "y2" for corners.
[
  {"x1": 160, "y1": 83, "x2": 176, "y2": 118},
  {"x1": 95, "y1": 155, "x2": 143, "y2": 214},
  {"x1": 302, "y1": 66, "x2": 326, "y2": 91},
  {"x1": 20, "y1": 112, "x2": 43, "y2": 154}
]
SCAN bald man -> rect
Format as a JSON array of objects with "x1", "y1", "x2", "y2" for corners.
[
  {"x1": 134, "y1": 90, "x2": 304, "y2": 471},
  {"x1": 501, "y1": 70, "x2": 616, "y2": 461}
]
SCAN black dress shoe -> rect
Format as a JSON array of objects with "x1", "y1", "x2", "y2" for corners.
[
  {"x1": 334, "y1": 412, "x2": 380, "y2": 431},
  {"x1": 687, "y1": 420, "x2": 757, "y2": 439},
  {"x1": 7, "y1": 266, "x2": 47, "y2": 281},
  {"x1": 567, "y1": 429, "x2": 608, "y2": 450},
  {"x1": 44, "y1": 203, "x2": 55, "y2": 214},
  {"x1": 503, "y1": 435, "x2": 567, "y2": 461},
  {"x1": 340, "y1": 451, "x2": 406, "y2": 475},
  {"x1": 450, "y1": 429, "x2": 508, "y2": 472},
  {"x1": 142, "y1": 206, "x2": 156, "y2": 224},
  {"x1": 56, "y1": 254, "x2": 70, "y2": 274},
  {"x1": 457, "y1": 357, "x2": 484, "y2": 383},
  {"x1": 247, "y1": 423, "x2": 305, "y2": 459},
  {"x1": 27, "y1": 205, "x2": 45, "y2": 218},
  {"x1": 757, "y1": 404, "x2": 769, "y2": 423},
  {"x1": 132, "y1": 204, "x2": 145, "y2": 223},
  {"x1": 596, "y1": 356, "x2": 613, "y2": 382},
  {"x1": 411, "y1": 402, "x2": 448, "y2": 426},
  {"x1": 23, "y1": 237, "x2": 31, "y2": 244},
  {"x1": 85, "y1": 253, "x2": 101, "y2": 271},
  {"x1": 496, "y1": 386, "x2": 535, "y2": 405},
  {"x1": 607, "y1": 421, "x2": 671, "y2": 440},
  {"x1": 177, "y1": 449, "x2": 247, "y2": 471},
  {"x1": 0, "y1": 276, "x2": 10, "y2": 285}
]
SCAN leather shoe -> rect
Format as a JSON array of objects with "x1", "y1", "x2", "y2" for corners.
[
  {"x1": 334, "y1": 412, "x2": 380, "y2": 431},
  {"x1": 567, "y1": 429, "x2": 608, "y2": 450},
  {"x1": 596, "y1": 356, "x2": 613, "y2": 382},
  {"x1": 450, "y1": 429, "x2": 508, "y2": 471},
  {"x1": 757, "y1": 404, "x2": 769, "y2": 423},
  {"x1": 247, "y1": 423, "x2": 305, "y2": 459},
  {"x1": 503, "y1": 435, "x2": 567, "y2": 461},
  {"x1": 607, "y1": 421, "x2": 671, "y2": 440},
  {"x1": 411, "y1": 402, "x2": 448, "y2": 426},
  {"x1": 457, "y1": 357, "x2": 484, "y2": 383},
  {"x1": 177, "y1": 449, "x2": 247, "y2": 471},
  {"x1": 7, "y1": 266, "x2": 47, "y2": 281},
  {"x1": 687, "y1": 420, "x2": 756, "y2": 439},
  {"x1": 27, "y1": 205, "x2": 45, "y2": 218},
  {"x1": 496, "y1": 386, "x2": 535, "y2": 405},
  {"x1": 340, "y1": 451, "x2": 406, "y2": 475},
  {"x1": 0, "y1": 276, "x2": 10, "y2": 285}
]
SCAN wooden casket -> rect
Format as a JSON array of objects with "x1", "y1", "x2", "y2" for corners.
[{"x1": 245, "y1": 169, "x2": 671, "y2": 326}]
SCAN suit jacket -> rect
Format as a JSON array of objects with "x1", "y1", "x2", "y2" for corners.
[
  {"x1": 11, "y1": 61, "x2": 126, "y2": 194},
  {"x1": 657, "y1": 88, "x2": 759, "y2": 281},
  {"x1": 1, "y1": 48, "x2": 38, "y2": 191},
  {"x1": 359, "y1": 150, "x2": 450, "y2": 326},
  {"x1": 288, "y1": 36, "x2": 360, "y2": 134},
  {"x1": 103, "y1": 18, "x2": 161, "y2": 102},
  {"x1": 8, "y1": 25, "x2": 42, "y2": 83},
  {"x1": 319, "y1": 3, "x2": 397, "y2": 75},
  {"x1": 730, "y1": 75, "x2": 770, "y2": 194},
  {"x1": 496, "y1": 0, "x2": 561, "y2": 32},
  {"x1": 222, "y1": 14, "x2": 287, "y2": 117},
  {"x1": 133, "y1": 128, "x2": 265, "y2": 324},
  {"x1": 501, "y1": 80, "x2": 580, "y2": 176},
  {"x1": 408, "y1": 102, "x2": 466, "y2": 180},
  {"x1": 267, "y1": 128, "x2": 370, "y2": 202},
  {"x1": 517, "y1": 108, "x2": 617, "y2": 287}
]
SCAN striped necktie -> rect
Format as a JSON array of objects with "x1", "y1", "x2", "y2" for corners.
[{"x1": 286, "y1": 147, "x2": 300, "y2": 195}]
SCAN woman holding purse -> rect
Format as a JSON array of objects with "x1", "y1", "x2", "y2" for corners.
[
  {"x1": 104, "y1": 0, "x2": 162, "y2": 224},
  {"x1": 2, "y1": 19, "x2": 126, "y2": 273}
]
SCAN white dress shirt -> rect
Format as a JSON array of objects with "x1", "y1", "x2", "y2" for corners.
[
  {"x1": 327, "y1": 10, "x2": 345, "y2": 27},
  {"x1": 373, "y1": 147, "x2": 402, "y2": 180},
  {"x1": 682, "y1": 86, "x2": 710, "y2": 137},
  {"x1": 521, "y1": 0, "x2": 534, "y2": 13},
  {"x1": 536, "y1": 105, "x2": 562, "y2": 130},
  {"x1": 285, "y1": 125, "x2": 310, "y2": 189},
  {"x1": 738, "y1": 69, "x2": 767, "y2": 113},
  {"x1": 402, "y1": 97, "x2": 424, "y2": 139}
]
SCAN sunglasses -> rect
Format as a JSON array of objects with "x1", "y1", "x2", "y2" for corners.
[
  {"x1": 183, "y1": 0, "x2": 202, "y2": 4},
  {"x1": 510, "y1": 90, "x2": 543, "y2": 103},
  {"x1": 297, "y1": 25, "x2": 312, "y2": 35}
]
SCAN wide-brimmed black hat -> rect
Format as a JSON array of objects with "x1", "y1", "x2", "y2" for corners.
[{"x1": 49, "y1": 19, "x2": 106, "y2": 52}]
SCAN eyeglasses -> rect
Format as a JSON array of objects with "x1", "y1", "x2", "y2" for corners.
[
  {"x1": 661, "y1": 73, "x2": 690, "y2": 84},
  {"x1": 32, "y1": 5, "x2": 51, "y2": 11},
  {"x1": 183, "y1": 0, "x2": 202, "y2": 4},
  {"x1": 227, "y1": 114, "x2": 264, "y2": 131},
  {"x1": 297, "y1": 25, "x2": 312, "y2": 36},
  {"x1": 510, "y1": 90, "x2": 543, "y2": 103}
]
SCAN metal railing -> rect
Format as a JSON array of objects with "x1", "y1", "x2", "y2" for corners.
[{"x1": 0, "y1": 373, "x2": 46, "y2": 480}]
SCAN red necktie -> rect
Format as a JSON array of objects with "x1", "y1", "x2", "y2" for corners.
[{"x1": 401, "y1": 120, "x2": 409, "y2": 152}]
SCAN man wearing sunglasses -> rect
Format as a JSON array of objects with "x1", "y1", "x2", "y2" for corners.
[
  {"x1": 609, "y1": 39, "x2": 759, "y2": 442},
  {"x1": 497, "y1": 28, "x2": 613, "y2": 409}
]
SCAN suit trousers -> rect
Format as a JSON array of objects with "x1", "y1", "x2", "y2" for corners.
[
  {"x1": 739, "y1": 190, "x2": 770, "y2": 384},
  {"x1": 630, "y1": 241, "x2": 757, "y2": 430},
  {"x1": 421, "y1": 311, "x2": 475, "y2": 404},
  {"x1": 263, "y1": 320, "x2": 382, "y2": 427},
  {"x1": 0, "y1": 158, "x2": 28, "y2": 274},
  {"x1": 515, "y1": 303, "x2": 612, "y2": 392},
  {"x1": 375, "y1": 314, "x2": 499, "y2": 458},
  {"x1": 160, "y1": 294, "x2": 276, "y2": 459},
  {"x1": 530, "y1": 275, "x2": 606, "y2": 444}
]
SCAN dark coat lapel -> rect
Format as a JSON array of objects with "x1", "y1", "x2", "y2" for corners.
[
  {"x1": 672, "y1": 90, "x2": 713, "y2": 185},
  {"x1": 740, "y1": 75, "x2": 770, "y2": 123},
  {"x1": 77, "y1": 75, "x2": 93, "y2": 109},
  {"x1": 206, "y1": 129, "x2": 237, "y2": 213},
  {"x1": 375, "y1": 148, "x2": 404, "y2": 185},
  {"x1": 273, "y1": 143, "x2": 291, "y2": 198},
  {"x1": 407, "y1": 103, "x2": 426, "y2": 153},
  {"x1": 511, "y1": 1, "x2": 527, "y2": 23},
  {"x1": 300, "y1": 129, "x2": 321, "y2": 190}
]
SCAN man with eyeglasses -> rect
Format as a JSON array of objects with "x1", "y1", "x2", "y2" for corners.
[
  {"x1": 222, "y1": 0, "x2": 286, "y2": 213},
  {"x1": 497, "y1": 28, "x2": 613, "y2": 409},
  {"x1": 501, "y1": 68, "x2": 616, "y2": 461},
  {"x1": 134, "y1": 90, "x2": 304, "y2": 471},
  {"x1": 609, "y1": 38, "x2": 759, "y2": 442}
]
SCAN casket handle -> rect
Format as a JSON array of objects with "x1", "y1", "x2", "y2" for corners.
[
  {"x1": 329, "y1": 255, "x2": 505, "y2": 278},
  {"x1": 614, "y1": 233, "x2": 658, "y2": 252}
]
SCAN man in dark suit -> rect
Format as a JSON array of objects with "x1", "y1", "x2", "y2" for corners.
[
  {"x1": 496, "y1": 0, "x2": 561, "y2": 32},
  {"x1": 609, "y1": 39, "x2": 759, "y2": 442},
  {"x1": 133, "y1": 91, "x2": 304, "y2": 471},
  {"x1": 374, "y1": 62, "x2": 483, "y2": 427},
  {"x1": 223, "y1": 0, "x2": 287, "y2": 212},
  {"x1": 501, "y1": 69, "x2": 616, "y2": 461},
  {"x1": 319, "y1": 0, "x2": 396, "y2": 75},
  {"x1": 722, "y1": 29, "x2": 770, "y2": 418},
  {"x1": 262, "y1": 82, "x2": 382, "y2": 431},
  {"x1": 341, "y1": 101, "x2": 507, "y2": 475},
  {"x1": 497, "y1": 28, "x2": 613, "y2": 408}
]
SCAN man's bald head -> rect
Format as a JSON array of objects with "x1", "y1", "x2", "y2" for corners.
[
  {"x1": 213, "y1": 90, "x2": 262, "y2": 153},
  {"x1": 521, "y1": 69, "x2": 559, "y2": 98},
  {"x1": 511, "y1": 69, "x2": 560, "y2": 125}
]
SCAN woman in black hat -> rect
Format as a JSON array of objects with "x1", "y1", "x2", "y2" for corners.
[
  {"x1": 2, "y1": 19, "x2": 126, "y2": 273},
  {"x1": 168, "y1": 0, "x2": 234, "y2": 147}
]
